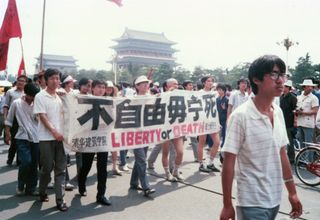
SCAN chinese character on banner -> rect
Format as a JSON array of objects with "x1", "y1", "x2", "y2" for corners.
[
  {"x1": 77, "y1": 98, "x2": 113, "y2": 130},
  {"x1": 144, "y1": 98, "x2": 166, "y2": 126},
  {"x1": 115, "y1": 99, "x2": 142, "y2": 128},
  {"x1": 202, "y1": 94, "x2": 217, "y2": 118},
  {"x1": 167, "y1": 96, "x2": 187, "y2": 124},
  {"x1": 187, "y1": 95, "x2": 203, "y2": 121}
]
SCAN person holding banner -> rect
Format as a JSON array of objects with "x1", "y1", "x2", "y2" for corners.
[
  {"x1": 183, "y1": 80, "x2": 198, "y2": 162},
  {"x1": 129, "y1": 75, "x2": 156, "y2": 196},
  {"x1": 197, "y1": 76, "x2": 221, "y2": 173},
  {"x1": 77, "y1": 80, "x2": 111, "y2": 206},
  {"x1": 104, "y1": 81, "x2": 123, "y2": 176},
  {"x1": 33, "y1": 69, "x2": 68, "y2": 212},
  {"x1": 162, "y1": 78, "x2": 184, "y2": 181}
]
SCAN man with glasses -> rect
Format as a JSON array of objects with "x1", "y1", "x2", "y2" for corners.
[
  {"x1": 3, "y1": 75, "x2": 28, "y2": 166},
  {"x1": 220, "y1": 55, "x2": 302, "y2": 220}
]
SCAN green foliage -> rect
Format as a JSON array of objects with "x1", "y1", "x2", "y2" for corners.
[
  {"x1": 190, "y1": 66, "x2": 207, "y2": 83},
  {"x1": 173, "y1": 67, "x2": 191, "y2": 84},
  {"x1": 75, "y1": 69, "x2": 114, "y2": 82},
  {"x1": 152, "y1": 63, "x2": 174, "y2": 84},
  {"x1": 291, "y1": 53, "x2": 316, "y2": 85},
  {"x1": 224, "y1": 63, "x2": 250, "y2": 89}
]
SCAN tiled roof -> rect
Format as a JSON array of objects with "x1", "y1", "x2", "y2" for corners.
[
  {"x1": 37, "y1": 54, "x2": 77, "y2": 62},
  {"x1": 114, "y1": 28, "x2": 176, "y2": 44}
]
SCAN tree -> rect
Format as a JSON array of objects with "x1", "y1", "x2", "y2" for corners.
[
  {"x1": 76, "y1": 69, "x2": 114, "y2": 82},
  {"x1": 152, "y1": 63, "x2": 174, "y2": 85},
  {"x1": 190, "y1": 66, "x2": 207, "y2": 84},
  {"x1": 224, "y1": 62, "x2": 250, "y2": 89},
  {"x1": 173, "y1": 67, "x2": 191, "y2": 84},
  {"x1": 291, "y1": 53, "x2": 315, "y2": 85}
]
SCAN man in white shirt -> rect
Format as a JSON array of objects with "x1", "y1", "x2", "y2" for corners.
[
  {"x1": 33, "y1": 69, "x2": 68, "y2": 212},
  {"x1": 295, "y1": 79, "x2": 319, "y2": 148},
  {"x1": 5, "y1": 83, "x2": 40, "y2": 196},
  {"x1": 4, "y1": 75, "x2": 28, "y2": 165},
  {"x1": 220, "y1": 55, "x2": 302, "y2": 220},
  {"x1": 227, "y1": 78, "x2": 249, "y2": 120}
]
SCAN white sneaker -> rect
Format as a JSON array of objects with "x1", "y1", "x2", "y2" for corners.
[
  {"x1": 16, "y1": 188, "x2": 24, "y2": 196},
  {"x1": 173, "y1": 172, "x2": 184, "y2": 181},
  {"x1": 148, "y1": 160, "x2": 155, "y2": 170},
  {"x1": 119, "y1": 164, "x2": 129, "y2": 172},
  {"x1": 166, "y1": 173, "x2": 177, "y2": 182},
  {"x1": 65, "y1": 182, "x2": 74, "y2": 191},
  {"x1": 47, "y1": 182, "x2": 54, "y2": 189}
]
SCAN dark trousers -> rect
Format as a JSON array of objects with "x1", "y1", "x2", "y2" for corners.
[
  {"x1": 16, "y1": 140, "x2": 39, "y2": 192},
  {"x1": 78, "y1": 152, "x2": 108, "y2": 198},
  {"x1": 7, "y1": 117, "x2": 19, "y2": 164},
  {"x1": 286, "y1": 127, "x2": 295, "y2": 162}
]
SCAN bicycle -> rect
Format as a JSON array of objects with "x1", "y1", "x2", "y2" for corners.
[{"x1": 294, "y1": 142, "x2": 320, "y2": 186}]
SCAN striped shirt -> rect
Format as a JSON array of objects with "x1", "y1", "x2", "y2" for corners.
[{"x1": 222, "y1": 98, "x2": 288, "y2": 208}]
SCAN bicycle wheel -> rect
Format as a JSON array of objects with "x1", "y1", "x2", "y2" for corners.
[{"x1": 295, "y1": 146, "x2": 320, "y2": 186}]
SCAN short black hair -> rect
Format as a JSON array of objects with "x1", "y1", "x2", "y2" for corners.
[
  {"x1": 162, "y1": 81, "x2": 167, "y2": 92},
  {"x1": 44, "y1": 69, "x2": 61, "y2": 82},
  {"x1": 248, "y1": 55, "x2": 286, "y2": 95},
  {"x1": 200, "y1": 76, "x2": 214, "y2": 85},
  {"x1": 182, "y1": 80, "x2": 193, "y2": 89},
  {"x1": 91, "y1": 79, "x2": 105, "y2": 88},
  {"x1": 78, "y1": 77, "x2": 89, "y2": 87},
  {"x1": 216, "y1": 83, "x2": 227, "y2": 93},
  {"x1": 17, "y1": 74, "x2": 28, "y2": 81},
  {"x1": 24, "y1": 83, "x2": 40, "y2": 97}
]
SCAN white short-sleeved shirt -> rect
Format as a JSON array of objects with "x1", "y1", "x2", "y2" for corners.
[
  {"x1": 222, "y1": 98, "x2": 289, "y2": 208},
  {"x1": 4, "y1": 88, "x2": 24, "y2": 108},
  {"x1": 5, "y1": 97, "x2": 39, "y2": 143},
  {"x1": 33, "y1": 90, "x2": 64, "y2": 141},
  {"x1": 228, "y1": 90, "x2": 249, "y2": 112},
  {"x1": 296, "y1": 93, "x2": 319, "y2": 128}
]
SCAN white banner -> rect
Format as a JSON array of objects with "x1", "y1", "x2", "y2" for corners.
[{"x1": 62, "y1": 90, "x2": 220, "y2": 152}]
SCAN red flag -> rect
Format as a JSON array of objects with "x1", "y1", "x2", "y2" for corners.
[
  {"x1": 108, "y1": 0, "x2": 123, "y2": 7},
  {"x1": 0, "y1": 0, "x2": 22, "y2": 43},
  {"x1": 17, "y1": 57, "x2": 25, "y2": 76},
  {"x1": 0, "y1": 42, "x2": 9, "y2": 71}
]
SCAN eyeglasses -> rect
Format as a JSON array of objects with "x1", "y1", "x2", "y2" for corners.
[{"x1": 269, "y1": 71, "x2": 287, "y2": 81}]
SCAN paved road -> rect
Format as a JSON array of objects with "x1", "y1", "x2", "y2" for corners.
[{"x1": 0, "y1": 140, "x2": 319, "y2": 220}]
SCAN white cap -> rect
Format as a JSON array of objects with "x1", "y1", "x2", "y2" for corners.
[
  {"x1": 284, "y1": 80, "x2": 293, "y2": 87},
  {"x1": 106, "y1": 80, "x2": 114, "y2": 87},
  {"x1": 135, "y1": 75, "x2": 150, "y2": 85},
  {"x1": 300, "y1": 79, "x2": 317, "y2": 87},
  {"x1": 62, "y1": 75, "x2": 76, "y2": 84},
  {"x1": 154, "y1": 82, "x2": 159, "y2": 87}
]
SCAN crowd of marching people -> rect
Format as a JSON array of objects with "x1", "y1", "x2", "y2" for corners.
[{"x1": 1, "y1": 55, "x2": 304, "y2": 219}]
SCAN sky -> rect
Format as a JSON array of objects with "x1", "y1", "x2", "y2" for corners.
[{"x1": 1, "y1": 0, "x2": 320, "y2": 76}]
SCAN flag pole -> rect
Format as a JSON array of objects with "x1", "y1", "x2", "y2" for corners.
[
  {"x1": 39, "y1": 0, "x2": 46, "y2": 71},
  {"x1": 19, "y1": 38, "x2": 26, "y2": 75}
]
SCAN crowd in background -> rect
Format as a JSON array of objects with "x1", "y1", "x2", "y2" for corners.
[{"x1": 0, "y1": 55, "x2": 307, "y2": 218}]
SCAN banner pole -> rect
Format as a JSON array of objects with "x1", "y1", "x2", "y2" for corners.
[{"x1": 39, "y1": 0, "x2": 46, "y2": 71}]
